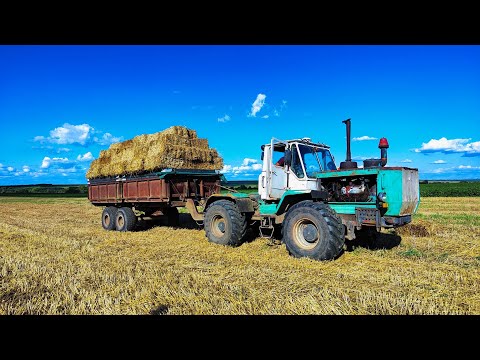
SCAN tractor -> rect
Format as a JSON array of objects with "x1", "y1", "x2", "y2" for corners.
[{"x1": 203, "y1": 119, "x2": 420, "y2": 260}]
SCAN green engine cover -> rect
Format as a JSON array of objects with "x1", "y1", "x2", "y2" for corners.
[{"x1": 315, "y1": 167, "x2": 420, "y2": 216}]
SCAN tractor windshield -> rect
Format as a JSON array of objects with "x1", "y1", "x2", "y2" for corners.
[{"x1": 297, "y1": 144, "x2": 337, "y2": 178}]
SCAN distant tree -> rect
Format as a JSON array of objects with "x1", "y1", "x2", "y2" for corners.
[{"x1": 66, "y1": 186, "x2": 81, "y2": 194}]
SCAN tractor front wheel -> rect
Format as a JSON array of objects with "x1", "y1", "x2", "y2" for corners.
[{"x1": 282, "y1": 201, "x2": 344, "y2": 261}]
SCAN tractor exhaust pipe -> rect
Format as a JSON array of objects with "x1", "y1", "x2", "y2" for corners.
[
  {"x1": 340, "y1": 118, "x2": 358, "y2": 169},
  {"x1": 364, "y1": 137, "x2": 390, "y2": 168},
  {"x1": 379, "y1": 137, "x2": 389, "y2": 166},
  {"x1": 344, "y1": 118, "x2": 352, "y2": 162}
]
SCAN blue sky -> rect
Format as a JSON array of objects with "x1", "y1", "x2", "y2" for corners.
[{"x1": 0, "y1": 45, "x2": 479, "y2": 185}]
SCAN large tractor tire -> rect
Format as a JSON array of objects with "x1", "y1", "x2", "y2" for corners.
[
  {"x1": 204, "y1": 199, "x2": 247, "y2": 247},
  {"x1": 282, "y1": 200, "x2": 345, "y2": 261},
  {"x1": 115, "y1": 207, "x2": 137, "y2": 232},
  {"x1": 102, "y1": 206, "x2": 118, "y2": 231},
  {"x1": 164, "y1": 207, "x2": 180, "y2": 227}
]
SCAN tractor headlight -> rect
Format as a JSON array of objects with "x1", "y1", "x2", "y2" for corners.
[{"x1": 378, "y1": 192, "x2": 387, "y2": 202}]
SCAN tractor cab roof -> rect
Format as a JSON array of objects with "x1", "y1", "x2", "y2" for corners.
[
  {"x1": 262, "y1": 137, "x2": 330, "y2": 151},
  {"x1": 286, "y1": 138, "x2": 330, "y2": 149}
]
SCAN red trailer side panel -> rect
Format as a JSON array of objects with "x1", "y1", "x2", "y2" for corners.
[
  {"x1": 107, "y1": 183, "x2": 116, "y2": 200},
  {"x1": 138, "y1": 181, "x2": 149, "y2": 199},
  {"x1": 150, "y1": 179, "x2": 162, "y2": 199},
  {"x1": 88, "y1": 172, "x2": 221, "y2": 205}
]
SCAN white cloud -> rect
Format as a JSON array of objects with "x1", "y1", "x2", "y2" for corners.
[
  {"x1": 49, "y1": 123, "x2": 93, "y2": 145},
  {"x1": 221, "y1": 165, "x2": 232, "y2": 173},
  {"x1": 415, "y1": 137, "x2": 469, "y2": 153},
  {"x1": 464, "y1": 141, "x2": 480, "y2": 156},
  {"x1": 424, "y1": 165, "x2": 480, "y2": 175},
  {"x1": 458, "y1": 165, "x2": 480, "y2": 170},
  {"x1": 432, "y1": 160, "x2": 446, "y2": 164},
  {"x1": 217, "y1": 114, "x2": 231, "y2": 123},
  {"x1": 7, "y1": 167, "x2": 14, "y2": 172},
  {"x1": 273, "y1": 100, "x2": 287, "y2": 117},
  {"x1": 222, "y1": 158, "x2": 263, "y2": 176},
  {"x1": 35, "y1": 123, "x2": 122, "y2": 147},
  {"x1": 352, "y1": 136, "x2": 378, "y2": 141},
  {"x1": 41, "y1": 157, "x2": 51, "y2": 169},
  {"x1": 248, "y1": 95, "x2": 287, "y2": 118},
  {"x1": 234, "y1": 165, "x2": 252, "y2": 172},
  {"x1": 415, "y1": 137, "x2": 480, "y2": 156},
  {"x1": 400, "y1": 159, "x2": 413, "y2": 163},
  {"x1": 352, "y1": 156, "x2": 372, "y2": 161},
  {"x1": 242, "y1": 158, "x2": 258, "y2": 166},
  {"x1": 248, "y1": 93, "x2": 266, "y2": 117},
  {"x1": 77, "y1": 152, "x2": 94, "y2": 162},
  {"x1": 22, "y1": 166, "x2": 30, "y2": 172},
  {"x1": 94, "y1": 132, "x2": 123, "y2": 145},
  {"x1": 32, "y1": 145, "x2": 72, "y2": 154},
  {"x1": 41, "y1": 156, "x2": 70, "y2": 169}
]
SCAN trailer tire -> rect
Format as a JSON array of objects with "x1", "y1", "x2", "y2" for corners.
[
  {"x1": 282, "y1": 201, "x2": 344, "y2": 261},
  {"x1": 165, "y1": 207, "x2": 179, "y2": 227},
  {"x1": 102, "y1": 206, "x2": 118, "y2": 231},
  {"x1": 204, "y1": 199, "x2": 247, "y2": 247},
  {"x1": 115, "y1": 207, "x2": 137, "y2": 232}
]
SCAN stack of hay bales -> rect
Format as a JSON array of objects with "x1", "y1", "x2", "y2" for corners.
[{"x1": 86, "y1": 126, "x2": 223, "y2": 179}]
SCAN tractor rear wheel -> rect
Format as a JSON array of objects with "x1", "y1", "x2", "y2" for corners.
[
  {"x1": 102, "y1": 206, "x2": 118, "y2": 231},
  {"x1": 204, "y1": 200, "x2": 247, "y2": 247},
  {"x1": 282, "y1": 201, "x2": 344, "y2": 261},
  {"x1": 115, "y1": 207, "x2": 137, "y2": 232}
]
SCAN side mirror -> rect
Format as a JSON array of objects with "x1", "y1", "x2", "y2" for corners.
[
  {"x1": 261, "y1": 151, "x2": 264, "y2": 161},
  {"x1": 284, "y1": 149, "x2": 292, "y2": 167}
]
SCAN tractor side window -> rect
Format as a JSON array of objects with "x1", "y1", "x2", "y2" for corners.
[
  {"x1": 272, "y1": 148, "x2": 285, "y2": 167},
  {"x1": 290, "y1": 144, "x2": 305, "y2": 178},
  {"x1": 321, "y1": 150, "x2": 337, "y2": 171}
]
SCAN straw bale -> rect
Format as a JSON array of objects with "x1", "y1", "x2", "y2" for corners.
[
  {"x1": 162, "y1": 126, "x2": 197, "y2": 139},
  {"x1": 87, "y1": 125, "x2": 223, "y2": 178}
]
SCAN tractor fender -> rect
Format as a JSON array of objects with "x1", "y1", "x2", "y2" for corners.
[
  {"x1": 276, "y1": 189, "x2": 329, "y2": 217},
  {"x1": 205, "y1": 194, "x2": 255, "y2": 213}
]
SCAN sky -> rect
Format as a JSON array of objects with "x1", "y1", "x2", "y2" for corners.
[{"x1": 0, "y1": 45, "x2": 479, "y2": 185}]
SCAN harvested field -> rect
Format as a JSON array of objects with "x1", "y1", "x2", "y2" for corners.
[
  {"x1": 86, "y1": 126, "x2": 223, "y2": 179},
  {"x1": 0, "y1": 197, "x2": 479, "y2": 314}
]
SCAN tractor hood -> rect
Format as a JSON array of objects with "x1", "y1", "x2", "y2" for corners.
[{"x1": 316, "y1": 166, "x2": 420, "y2": 217}]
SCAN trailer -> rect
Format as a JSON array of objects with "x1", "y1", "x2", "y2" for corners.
[{"x1": 88, "y1": 169, "x2": 224, "y2": 231}]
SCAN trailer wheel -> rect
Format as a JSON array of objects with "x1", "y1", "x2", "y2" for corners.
[
  {"x1": 102, "y1": 207, "x2": 118, "y2": 231},
  {"x1": 115, "y1": 207, "x2": 137, "y2": 232},
  {"x1": 204, "y1": 200, "x2": 247, "y2": 247},
  {"x1": 165, "y1": 207, "x2": 179, "y2": 227},
  {"x1": 282, "y1": 201, "x2": 344, "y2": 261}
]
